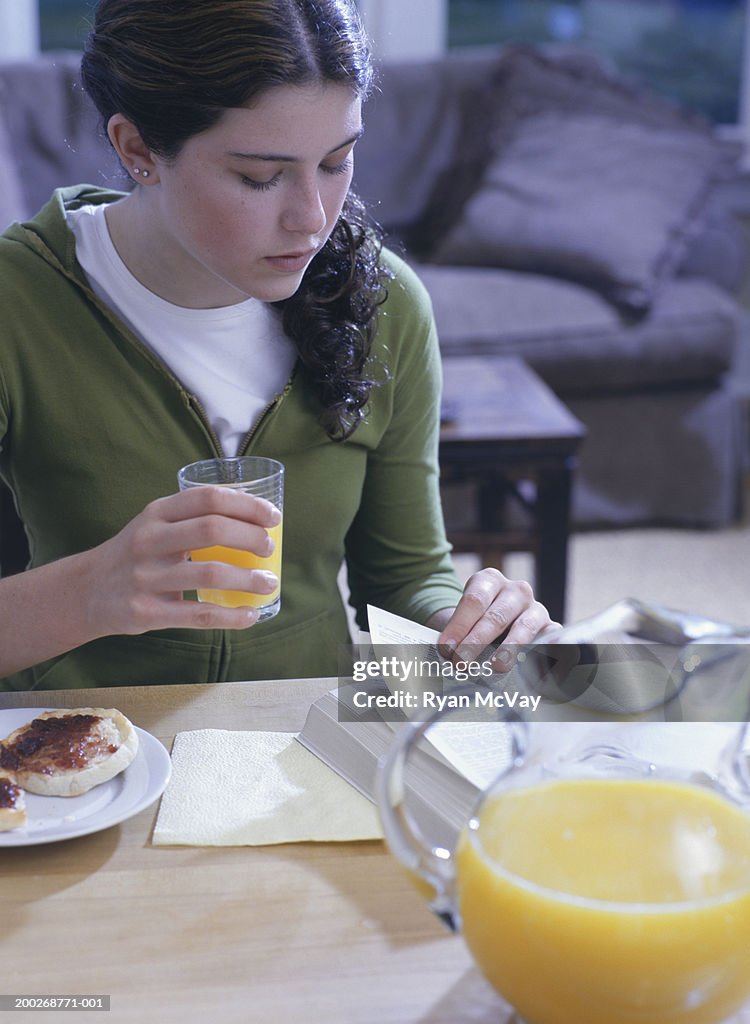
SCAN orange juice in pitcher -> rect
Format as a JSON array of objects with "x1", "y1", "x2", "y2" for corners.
[
  {"x1": 377, "y1": 707, "x2": 750, "y2": 1024},
  {"x1": 457, "y1": 777, "x2": 750, "y2": 1024}
]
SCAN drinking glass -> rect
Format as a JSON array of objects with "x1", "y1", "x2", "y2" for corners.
[{"x1": 177, "y1": 456, "x2": 284, "y2": 621}]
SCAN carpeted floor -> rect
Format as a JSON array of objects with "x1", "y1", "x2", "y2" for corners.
[{"x1": 459, "y1": 476, "x2": 750, "y2": 628}]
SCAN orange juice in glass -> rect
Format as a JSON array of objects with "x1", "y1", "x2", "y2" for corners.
[{"x1": 177, "y1": 456, "x2": 283, "y2": 621}]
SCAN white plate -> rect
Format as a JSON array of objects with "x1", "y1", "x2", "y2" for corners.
[{"x1": 0, "y1": 707, "x2": 172, "y2": 847}]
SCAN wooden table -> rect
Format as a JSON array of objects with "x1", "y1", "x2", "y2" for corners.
[
  {"x1": 0, "y1": 679, "x2": 514, "y2": 1024},
  {"x1": 4, "y1": 682, "x2": 750, "y2": 1023},
  {"x1": 440, "y1": 356, "x2": 586, "y2": 623}
]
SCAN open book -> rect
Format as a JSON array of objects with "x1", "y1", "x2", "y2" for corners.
[
  {"x1": 296, "y1": 606, "x2": 516, "y2": 849},
  {"x1": 296, "y1": 601, "x2": 750, "y2": 846}
]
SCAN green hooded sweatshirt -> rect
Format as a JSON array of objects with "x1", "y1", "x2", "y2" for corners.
[{"x1": 0, "y1": 186, "x2": 462, "y2": 690}]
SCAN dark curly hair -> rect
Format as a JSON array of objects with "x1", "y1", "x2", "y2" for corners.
[{"x1": 80, "y1": 0, "x2": 390, "y2": 440}]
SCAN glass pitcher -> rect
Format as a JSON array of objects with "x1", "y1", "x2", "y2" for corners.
[{"x1": 376, "y1": 705, "x2": 750, "y2": 1024}]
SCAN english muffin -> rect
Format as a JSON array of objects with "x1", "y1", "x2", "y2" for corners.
[
  {"x1": 0, "y1": 708, "x2": 139, "y2": 797},
  {"x1": 0, "y1": 770, "x2": 27, "y2": 831}
]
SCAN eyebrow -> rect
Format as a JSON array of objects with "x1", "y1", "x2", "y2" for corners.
[{"x1": 227, "y1": 128, "x2": 364, "y2": 163}]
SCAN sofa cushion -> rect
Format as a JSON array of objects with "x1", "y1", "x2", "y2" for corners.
[
  {"x1": 415, "y1": 263, "x2": 738, "y2": 396},
  {"x1": 429, "y1": 47, "x2": 739, "y2": 315},
  {"x1": 0, "y1": 80, "x2": 28, "y2": 229},
  {"x1": 353, "y1": 50, "x2": 498, "y2": 248}
]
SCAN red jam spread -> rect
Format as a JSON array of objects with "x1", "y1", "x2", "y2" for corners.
[
  {"x1": 0, "y1": 715, "x2": 119, "y2": 776},
  {"x1": 0, "y1": 776, "x2": 21, "y2": 808}
]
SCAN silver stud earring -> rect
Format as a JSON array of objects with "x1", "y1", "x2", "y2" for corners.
[
  {"x1": 133, "y1": 167, "x2": 150, "y2": 178},
  {"x1": 141, "y1": 169, "x2": 150, "y2": 178}
]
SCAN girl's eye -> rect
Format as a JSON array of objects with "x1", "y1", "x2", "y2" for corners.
[
  {"x1": 321, "y1": 158, "x2": 351, "y2": 177},
  {"x1": 241, "y1": 173, "x2": 281, "y2": 192}
]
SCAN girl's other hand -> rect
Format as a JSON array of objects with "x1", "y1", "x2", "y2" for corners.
[{"x1": 429, "y1": 568, "x2": 560, "y2": 673}]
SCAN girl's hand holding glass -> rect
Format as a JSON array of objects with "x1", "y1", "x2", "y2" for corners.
[{"x1": 85, "y1": 483, "x2": 281, "y2": 638}]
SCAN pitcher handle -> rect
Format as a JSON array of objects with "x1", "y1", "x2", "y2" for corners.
[
  {"x1": 375, "y1": 708, "x2": 527, "y2": 932},
  {"x1": 721, "y1": 721, "x2": 750, "y2": 800}
]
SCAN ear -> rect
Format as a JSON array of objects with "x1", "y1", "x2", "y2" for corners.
[{"x1": 107, "y1": 114, "x2": 158, "y2": 183}]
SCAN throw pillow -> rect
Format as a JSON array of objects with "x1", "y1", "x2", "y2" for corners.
[{"x1": 430, "y1": 47, "x2": 739, "y2": 314}]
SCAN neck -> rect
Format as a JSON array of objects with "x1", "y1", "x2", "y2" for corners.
[{"x1": 104, "y1": 191, "x2": 248, "y2": 309}]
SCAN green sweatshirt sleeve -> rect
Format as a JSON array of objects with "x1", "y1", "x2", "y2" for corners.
[{"x1": 344, "y1": 254, "x2": 464, "y2": 628}]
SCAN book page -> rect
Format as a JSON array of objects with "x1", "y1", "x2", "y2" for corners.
[
  {"x1": 366, "y1": 605, "x2": 515, "y2": 789},
  {"x1": 367, "y1": 605, "x2": 442, "y2": 647},
  {"x1": 427, "y1": 720, "x2": 514, "y2": 789}
]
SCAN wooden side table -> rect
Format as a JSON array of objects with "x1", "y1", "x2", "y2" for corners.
[{"x1": 439, "y1": 356, "x2": 586, "y2": 623}]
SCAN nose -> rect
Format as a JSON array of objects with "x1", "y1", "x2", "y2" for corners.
[{"x1": 280, "y1": 177, "x2": 327, "y2": 237}]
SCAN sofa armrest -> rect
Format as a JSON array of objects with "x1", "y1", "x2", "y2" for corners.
[
  {"x1": 0, "y1": 79, "x2": 28, "y2": 227},
  {"x1": 0, "y1": 51, "x2": 125, "y2": 219},
  {"x1": 677, "y1": 189, "x2": 750, "y2": 294}
]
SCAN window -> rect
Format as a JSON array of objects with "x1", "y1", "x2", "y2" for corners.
[
  {"x1": 448, "y1": 0, "x2": 747, "y2": 125},
  {"x1": 39, "y1": 0, "x2": 93, "y2": 51},
  {"x1": 37, "y1": 0, "x2": 748, "y2": 128}
]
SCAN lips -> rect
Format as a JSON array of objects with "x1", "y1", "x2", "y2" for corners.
[{"x1": 264, "y1": 249, "x2": 318, "y2": 273}]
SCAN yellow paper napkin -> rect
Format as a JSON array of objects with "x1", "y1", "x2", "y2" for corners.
[{"x1": 152, "y1": 729, "x2": 384, "y2": 846}]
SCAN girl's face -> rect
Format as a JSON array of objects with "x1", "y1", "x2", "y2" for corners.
[{"x1": 144, "y1": 82, "x2": 362, "y2": 307}]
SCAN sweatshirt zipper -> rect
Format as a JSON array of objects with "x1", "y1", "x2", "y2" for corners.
[
  {"x1": 182, "y1": 391, "x2": 225, "y2": 458},
  {"x1": 237, "y1": 367, "x2": 296, "y2": 456}
]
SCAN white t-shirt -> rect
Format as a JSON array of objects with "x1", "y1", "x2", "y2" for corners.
[{"x1": 67, "y1": 202, "x2": 296, "y2": 456}]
